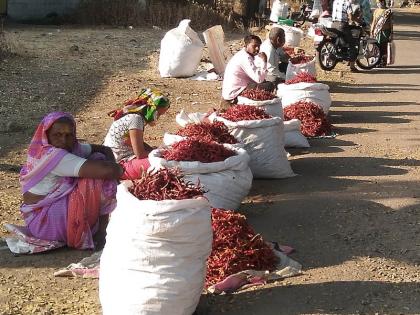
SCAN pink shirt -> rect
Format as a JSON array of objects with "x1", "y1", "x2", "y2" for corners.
[{"x1": 222, "y1": 48, "x2": 268, "y2": 100}]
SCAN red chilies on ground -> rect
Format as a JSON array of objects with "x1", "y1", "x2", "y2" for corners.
[{"x1": 206, "y1": 208, "x2": 278, "y2": 287}]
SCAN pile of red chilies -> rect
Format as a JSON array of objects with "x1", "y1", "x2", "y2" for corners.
[
  {"x1": 290, "y1": 54, "x2": 314, "y2": 65},
  {"x1": 205, "y1": 208, "x2": 278, "y2": 287},
  {"x1": 285, "y1": 72, "x2": 317, "y2": 85},
  {"x1": 240, "y1": 88, "x2": 276, "y2": 101},
  {"x1": 220, "y1": 105, "x2": 272, "y2": 122},
  {"x1": 129, "y1": 168, "x2": 203, "y2": 201},
  {"x1": 176, "y1": 122, "x2": 237, "y2": 144},
  {"x1": 162, "y1": 138, "x2": 236, "y2": 163},
  {"x1": 284, "y1": 101, "x2": 332, "y2": 137}
]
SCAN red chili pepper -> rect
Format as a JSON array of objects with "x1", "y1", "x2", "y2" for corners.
[
  {"x1": 241, "y1": 88, "x2": 276, "y2": 101},
  {"x1": 290, "y1": 54, "x2": 314, "y2": 65},
  {"x1": 129, "y1": 168, "x2": 203, "y2": 201},
  {"x1": 285, "y1": 72, "x2": 317, "y2": 85},
  {"x1": 162, "y1": 138, "x2": 236, "y2": 163},
  {"x1": 220, "y1": 105, "x2": 272, "y2": 122},
  {"x1": 205, "y1": 208, "x2": 278, "y2": 287},
  {"x1": 176, "y1": 122, "x2": 237, "y2": 144},
  {"x1": 283, "y1": 101, "x2": 332, "y2": 137}
]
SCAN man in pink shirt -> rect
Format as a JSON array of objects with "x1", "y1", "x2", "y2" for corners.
[{"x1": 222, "y1": 35, "x2": 274, "y2": 104}]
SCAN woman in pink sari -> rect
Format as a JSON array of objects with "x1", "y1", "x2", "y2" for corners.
[{"x1": 20, "y1": 112, "x2": 123, "y2": 250}]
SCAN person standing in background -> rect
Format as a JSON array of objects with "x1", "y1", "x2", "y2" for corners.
[{"x1": 371, "y1": 0, "x2": 393, "y2": 66}]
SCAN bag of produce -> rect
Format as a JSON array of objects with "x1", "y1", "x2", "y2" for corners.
[
  {"x1": 149, "y1": 140, "x2": 252, "y2": 210},
  {"x1": 100, "y1": 170, "x2": 212, "y2": 315},
  {"x1": 211, "y1": 106, "x2": 295, "y2": 179}
]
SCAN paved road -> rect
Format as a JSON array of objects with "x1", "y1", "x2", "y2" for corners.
[{"x1": 202, "y1": 9, "x2": 420, "y2": 315}]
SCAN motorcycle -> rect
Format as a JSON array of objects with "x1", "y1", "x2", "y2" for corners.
[{"x1": 313, "y1": 23, "x2": 381, "y2": 71}]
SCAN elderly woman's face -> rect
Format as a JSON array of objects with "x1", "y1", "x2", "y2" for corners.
[{"x1": 47, "y1": 121, "x2": 76, "y2": 152}]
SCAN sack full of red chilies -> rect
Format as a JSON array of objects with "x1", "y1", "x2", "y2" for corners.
[{"x1": 283, "y1": 101, "x2": 332, "y2": 137}]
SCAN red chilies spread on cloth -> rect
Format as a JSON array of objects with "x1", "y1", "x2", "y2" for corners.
[
  {"x1": 129, "y1": 168, "x2": 203, "y2": 201},
  {"x1": 220, "y1": 105, "x2": 272, "y2": 122},
  {"x1": 176, "y1": 122, "x2": 237, "y2": 144},
  {"x1": 205, "y1": 208, "x2": 278, "y2": 287},
  {"x1": 283, "y1": 101, "x2": 332, "y2": 137},
  {"x1": 162, "y1": 138, "x2": 236, "y2": 163}
]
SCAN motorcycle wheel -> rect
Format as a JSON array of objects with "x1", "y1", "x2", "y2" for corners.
[
  {"x1": 317, "y1": 40, "x2": 338, "y2": 71},
  {"x1": 356, "y1": 40, "x2": 381, "y2": 70}
]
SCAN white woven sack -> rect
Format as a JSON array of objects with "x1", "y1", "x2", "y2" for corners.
[
  {"x1": 100, "y1": 184, "x2": 212, "y2": 315},
  {"x1": 211, "y1": 115, "x2": 295, "y2": 179},
  {"x1": 176, "y1": 109, "x2": 208, "y2": 127},
  {"x1": 284, "y1": 119, "x2": 310, "y2": 148},
  {"x1": 285, "y1": 56, "x2": 317, "y2": 81},
  {"x1": 278, "y1": 82, "x2": 332, "y2": 114},
  {"x1": 236, "y1": 97, "x2": 284, "y2": 119},
  {"x1": 159, "y1": 19, "x2": 204, "y2": 78},
  {"x1": 148, "y1": 145, "x2": 252, "y2": 210},
  {"x1": 280, "y1": 25, "x2": 304, "y2": 47},
  {"x1": 270, "y1": 0, "x2": 289, "y2": 22}
]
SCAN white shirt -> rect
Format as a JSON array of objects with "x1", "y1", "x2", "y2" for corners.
[
  {"x1": 332, "y1": 0, "x2": 352, "y2": 22},
  {"x1": 103, "y1": 114, "x2": 145, "y2": 162},
  {"x1": 260, "y1": 39, "x2": 282, "y2": 82},
  {"x1": 222, "y1": 48, "x2": 267, "y2": 100},
  {"x1": 29, "y1": 143, "x2": 92, "y2": 195}
]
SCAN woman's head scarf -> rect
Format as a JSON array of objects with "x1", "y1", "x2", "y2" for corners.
[
  {"x1": 19, "y1": 112, "x2": 81, "y2": 193},
  {"x1": 108, "y1": 88, "x2": 170, "y2": 123}
]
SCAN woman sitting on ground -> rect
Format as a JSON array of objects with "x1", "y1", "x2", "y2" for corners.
[
  {"x1": 20, "y1": 112, "x2": 123, "y2": 250},
  {"x1": 371, "y1": 0, "x2": 393, "y2": 67},
  {"x1": 104, "y1": 88, "x2": 170, "y2": 180}
]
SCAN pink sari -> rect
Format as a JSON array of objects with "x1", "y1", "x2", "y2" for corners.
[{"x1": 19, "y1": 112, "x2": 117, "y2": 250}]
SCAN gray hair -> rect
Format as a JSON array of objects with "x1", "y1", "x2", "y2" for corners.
[{"x1": 269, "y1": 27, "x2": 285, "y2": 42}]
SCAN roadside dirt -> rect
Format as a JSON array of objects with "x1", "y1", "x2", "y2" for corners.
[{"x1": 0, "y1": 9, "x2": 419, "y2": 315}]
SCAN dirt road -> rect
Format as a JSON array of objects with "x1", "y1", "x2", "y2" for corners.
[
  {"x1": 200, "y1": 9, "x2": 420, "y2": 315},
  {"x1": 0, "y1": 8, "x2": 419, "y2": 315}
]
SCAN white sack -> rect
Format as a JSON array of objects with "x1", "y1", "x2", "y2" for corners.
[
  {"x1": 148, "y1": 145, "x2": 252, "y2": 210},
  {"x1": 278, "y1": 82, "x2": 332, "y2": 114},
  {"x1": 280, "y1": 25, "x2": 304, "y2": 47},
  {"x1": 284, "y1": 119, "x2": 310, "y2": 148},
  {"x1": 176, "y1": 109, "x2": 209, "y2": 127},
  {"x1": 285, "y1": 56, "x2": 317, "y2": 81},
  {"x1": 211, "y1": 115, "x2": 295, "y2": 179},
  {"x1": 100, "y1": 184, "x2": 212, "y2": 315},
  {"x1": 159, "y1": 19, "x2": 204, "y2": 78},
  {"x1": 236, "y1": 97, "x2": 284, "y2": 119},
  {"x1": 310, "y1": 0, "x2": 322, "y2": 18},
  {"x1": 270, "y1": 0, "x2": 289, "y2": 22}
]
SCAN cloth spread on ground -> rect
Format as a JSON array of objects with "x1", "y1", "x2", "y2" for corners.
[
  {"x1": 52, "y1": 243, "x2": 301, "y2": 294},
  {"x1": 3, "y1": 223, "x2": 65, "y2": 254}
]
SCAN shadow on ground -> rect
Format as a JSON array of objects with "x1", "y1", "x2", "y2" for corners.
[{"x1": 199, "y1": 281, "x2": 420, "y2": 315}]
